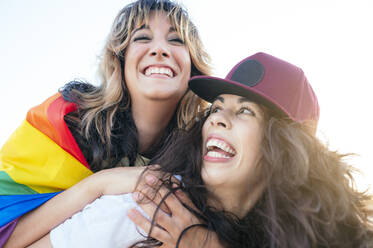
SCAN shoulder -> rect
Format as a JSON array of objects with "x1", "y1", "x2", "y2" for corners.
[
  {"x1": 26, "y1": 93, "x2": 77, "y2": 138},
  {"x1": 25, "y1": 92, "x2": 89, "y2": 167}
]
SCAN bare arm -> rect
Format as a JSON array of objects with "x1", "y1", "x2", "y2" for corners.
[
  {"x1": 4, "y1": 166, "x2": 145, "y2": 248},
  {"x1": 27, "y1": 234, "x2": 53, "y2": 248}
]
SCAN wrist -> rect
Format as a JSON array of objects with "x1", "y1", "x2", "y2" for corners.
[
  {"x1": 91, "y1": 166, "x2": 146, "y2": 196},
  {"x1": 77, "y1": 172, "x2": 105, "y2": 199}
]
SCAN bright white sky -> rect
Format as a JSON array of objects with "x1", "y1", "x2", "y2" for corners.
[{"x1": 0, "y1": 0, "x2": 372, "y2": 191}]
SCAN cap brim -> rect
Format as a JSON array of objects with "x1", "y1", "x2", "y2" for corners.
[{"x1": 189, "y1": 75, "x2": 286, "y2": 116}]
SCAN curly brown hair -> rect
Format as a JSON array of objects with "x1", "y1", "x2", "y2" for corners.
[
  {"x1": 137, "y1": 107, "x2": 373, "y2": 247},
  {"x1": 258, "y1": 116, "x2": 373, "y2": 247}
]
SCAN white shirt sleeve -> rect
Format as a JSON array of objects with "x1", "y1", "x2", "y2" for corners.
[{"x1": 50, "y1": 193, "x2": 148, "y2": 248}]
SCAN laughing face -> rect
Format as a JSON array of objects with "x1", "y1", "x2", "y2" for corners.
[
  {"x1": 201, "y1": 94, "x2": 265, "y2": 214},
  {"x1": 124, "y1": 11, "x2": 191, "y2": 103}
]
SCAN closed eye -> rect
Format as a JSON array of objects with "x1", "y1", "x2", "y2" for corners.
[
  {"x1": 169, "y1": 37, "x2": 184, "y2": 44},
  {"x1": 133, "y1": 35, "x2": 151, "y2": 42}
]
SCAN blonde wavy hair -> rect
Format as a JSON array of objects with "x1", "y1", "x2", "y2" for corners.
[{"x1": 73, "y1": 0, "x2": 211, "y2": 146}]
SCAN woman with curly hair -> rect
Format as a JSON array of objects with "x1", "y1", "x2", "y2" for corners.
[
  {"x1": 0, "y1": 0, "x2": 219, "y2": 247},
  {"x1": 137, "y1": 52, "x2": 373, "y2": 247},
  {"x1": 30, "y1": 52, "x2": 373, "y2": 247}
]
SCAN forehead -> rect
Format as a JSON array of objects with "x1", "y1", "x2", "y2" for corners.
[
  {"x1": 132, "y1": 12, "x2": 174, "y2": 35},
  {"x1": 133, "y1": 10, "x2": 177, "y2": 31}
]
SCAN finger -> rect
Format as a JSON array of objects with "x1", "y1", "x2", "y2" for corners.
[
  {"x1": 144, "y1": 173, "x2": 163, "y2": 188},
  {"x1": 147, "y1": 164, "x2": 161, "y2": 170},
  {"x1": 144, "y1": 172, "x2": 180, "y2": 190},
  {"x1": 142, "y1": 182, "x2": 201, "y2": 224},
  {"x1": 135, "y1": 185, "x2": 171, "y2": 214},
  {"x1": 170, "y1": 175, "x2": 182, "y2": 185},
  {"x1": 127, "y1": 208, "x2": 171, "y2": 243},
  {"x1": 134, "y1": 198, "x2": 182, "y2": 244},
  {"x1": 174, "y1": 189, "x2": 201, "y2": 215},
  {"x1": 159, "y1": 187, "x2": 203, "y2": 232},
  {"x1": 133, "y1": 192, "x2": 173, "y2": 227},
  {"x1": 157, "y1": 186, "x2": 189, "y2": 217},
  {"x1": 135, "y1": 166, "x2": 164, "y2": 193},
  {"x1": 134, "y1": 191, "x2": 202, "y2": 244},
  {"x1": 146, "y1": 186, "x2": 201, "y2": 228},
  {"x1": 142, "y1": 173, "x2": 182, "y2": 204},
  {"x1": 141, "y1": 184, "x2": 184, "y2": 217}
]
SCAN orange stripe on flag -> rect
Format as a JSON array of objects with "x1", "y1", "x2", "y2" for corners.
[
  {"x1": 26, "y1": 93, "x2": 89, "y2": 168},
  {"x1": 26, "y1": 93, "x2": 61, "y2": 143}
]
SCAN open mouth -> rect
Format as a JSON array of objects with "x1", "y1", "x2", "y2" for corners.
[
  {"x1": 143, "y1": 66, "x2": 174, "y2": 78},
  {"x1": 205, "y1": 138, "x2": 236, "y2": 159}
]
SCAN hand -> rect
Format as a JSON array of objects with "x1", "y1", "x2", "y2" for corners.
[{"x1": 128, "y1": 176, "x2": 224, "y2": 248}]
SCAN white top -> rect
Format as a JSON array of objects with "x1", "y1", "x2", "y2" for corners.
[{"x1": 50, "y1": 193, "x2": 147, "y2": 248}]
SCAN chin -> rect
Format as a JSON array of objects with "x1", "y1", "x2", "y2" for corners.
[
  {"x1": 201, "y1": 170, "x2": 227, "y2": 187},
  {"x1": 144, "y1": 90, "x2": 185, "y2": 101}
]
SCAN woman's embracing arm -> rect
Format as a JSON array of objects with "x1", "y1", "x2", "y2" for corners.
[{"x1": 4, "y1": 166, "x2": 147, "y2": 248}]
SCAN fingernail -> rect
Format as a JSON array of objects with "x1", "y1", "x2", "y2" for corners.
[
  {"x1": 145, "y1": 174, "x2": 156, "y2": 185},
  {"x1": 133, "y1": 192, "x2": 143, "y2": 201}
]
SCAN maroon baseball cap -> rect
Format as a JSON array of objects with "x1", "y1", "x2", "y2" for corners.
[{"x1": 189, "y1": 52, "x2": 320, "y2": 124}]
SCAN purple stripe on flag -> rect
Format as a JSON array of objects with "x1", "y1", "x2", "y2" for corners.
[{"x1": 0, "y1": 218, "x2": 18, "y2": 248}]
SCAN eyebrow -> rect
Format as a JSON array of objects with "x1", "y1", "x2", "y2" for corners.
[
  {"x1": 132, "y1": 24, "x2": 147, "y2": 35},
  {"x1": 213, "y1": 96, "x2": 225, "y2": 103},
  {"x1": 238, "y1": 97, "x2": 252, "y2": 103},
  {"x1": 132, "y1": 25, "x2": 177, "y2": 35},
  {"x1": 213, "y1": 96, "x2": 251, "y2": 104}
]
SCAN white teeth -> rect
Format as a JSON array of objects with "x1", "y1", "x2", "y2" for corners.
[
  {"x1": 206, "y1": 151, "x2": 231, "y2": 158},
  {"x1": 144, "y1": 66, "x2": 173, "y2": 77},
  {"x1": 206, "y1": 139, "x2": 236, "y2": 156}
]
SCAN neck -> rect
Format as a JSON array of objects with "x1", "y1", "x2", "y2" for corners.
[
  {"x1": 207, "y1": 181, "x2": 266, "y2": 218},
  {"x1": 131, "y1": 98, "x2": 178, "y2": 153}
]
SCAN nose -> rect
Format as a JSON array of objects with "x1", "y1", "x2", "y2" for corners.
[
  {"x1": 149, "y1": 40, "x2": 170, "y2": 59},
  {"x1": 209, "y1": 111, "x2": 232, "y2": 129}
]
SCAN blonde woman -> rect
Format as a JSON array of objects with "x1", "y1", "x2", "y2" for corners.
[{"x1": 0, "y1": 0, "x2": 221, "y2": 247}]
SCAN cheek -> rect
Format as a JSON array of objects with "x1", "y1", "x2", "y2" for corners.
[
  {"x1": 200, "y1": 127, "x2": 207, "y2": 153},
  {"x1": 124, "y1": 44, "x2": 147, "y2": 66},
  {"x1": 124, "y1": 46, "x2": 143, "y2": 83},
  {"x1": 184, "y1": 55, "x2": 191, "y2": 73},
  {"x1": 123, "y1": 53, "x2": 134, "y2": 77},
  {"x1": 175, "y1": 48, "x2": 191, "y2": 73},
  {"x1": 201, "y1": 121, "x2": 209, "y2": 143},
  {"x1": 236, "y1": 125, "x2": 263, "y2": 161},
  {"x1": 123, "y1": 61, "x2": 134, "y2": 88}
]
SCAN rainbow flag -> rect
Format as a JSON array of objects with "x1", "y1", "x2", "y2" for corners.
[{"x1": 0, "y1": 93, "x2": 93, "y2": 245}]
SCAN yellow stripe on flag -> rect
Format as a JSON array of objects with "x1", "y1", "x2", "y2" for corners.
[{"x1": 0, "y1": 120, "x2": 93, "y2": 193}]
